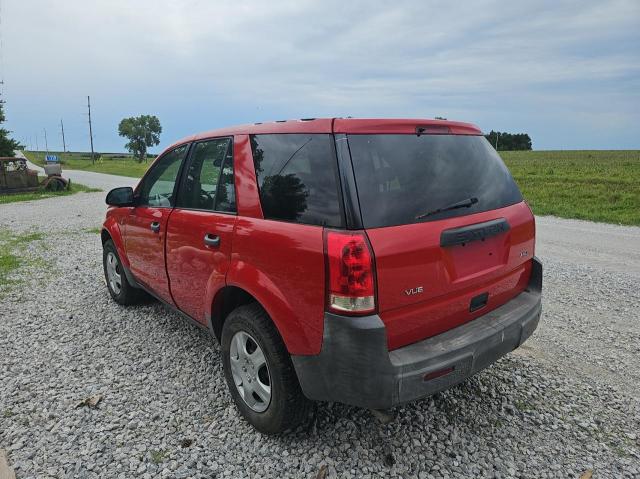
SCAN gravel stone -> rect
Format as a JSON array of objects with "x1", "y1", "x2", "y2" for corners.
[{"x1": 1, "y1": 193, "x2": 639, "y2": 478}]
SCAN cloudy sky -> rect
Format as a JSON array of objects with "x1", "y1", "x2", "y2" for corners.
[{"x1": 3, "y1": 0, "x2": 639, "y2": 152}]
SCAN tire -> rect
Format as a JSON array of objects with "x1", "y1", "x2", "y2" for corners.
[
  {"x1": 45, "y1": 177, "x2": 65, "y2": 191},
  {"x1": 221, "y1": 303, "x2": 312, "y2": 434},
  {"x1": 102, "y1": 239, "x2": 144, "y2": 305}
]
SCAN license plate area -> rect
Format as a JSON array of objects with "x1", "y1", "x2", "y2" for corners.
[{"x1": 442, "y1": 234, "x2": 509, "y2": 282}]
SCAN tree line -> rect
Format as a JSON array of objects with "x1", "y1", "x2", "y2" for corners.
[{"x1": 485, "y1": 131, "x2": 532, "y2": 151}]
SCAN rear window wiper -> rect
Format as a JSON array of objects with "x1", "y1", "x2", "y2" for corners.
[{"x1": 415, "y1": 197, "x2": 479, "y2": 220}]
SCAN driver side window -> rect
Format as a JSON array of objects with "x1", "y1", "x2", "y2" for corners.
[{"x1": 137, "y1": 144, "x2": 189, "y2": 207}]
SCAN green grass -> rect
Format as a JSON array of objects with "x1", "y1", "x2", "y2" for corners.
[
  {"x1": 84, "y1": 227, "x2": 102, "y2": 234},
  {"x1": 0, "y1": 177, "x2": 100, "y2": 205},
  {"x1": 501, "y1": 150, "x2": 640, "y2": 226},
  {"x1": 0, "y1": 231, "x2": 45, "y2": 289},
  {"x1": 23, "y1": 150, "x2": 154, "y2": 178},
  {"x1": 149, "y1": 449, "x2": 167, "y2": 464}
]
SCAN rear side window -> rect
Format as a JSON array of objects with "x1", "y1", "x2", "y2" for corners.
[
  {"x1": 348, "y1": 134, "x2": 523, "y2": 228},
  {"x1": 250, "y1": 134, "x2": 343, "y2": 227}
]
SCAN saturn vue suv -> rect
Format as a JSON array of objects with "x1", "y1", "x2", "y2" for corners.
[{"x1": 101, "y1": 118, "x2": 542, "y2": 433}]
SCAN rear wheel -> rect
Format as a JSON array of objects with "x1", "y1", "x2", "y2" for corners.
[
  {"x1": 221, "y1": 303, "x2": 312, "y2": 434},
  {"x1": 102, "y1": 239, "x2": 144, "y2": 305}
]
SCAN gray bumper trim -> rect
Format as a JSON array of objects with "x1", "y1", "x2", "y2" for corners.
[{"x1": 292, "y1": 257, "x2": 542, "y2": 409}]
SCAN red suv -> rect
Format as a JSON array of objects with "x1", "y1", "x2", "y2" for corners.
[{"x1": 101, "y1": 118, "x2": 542, "y2": 433}]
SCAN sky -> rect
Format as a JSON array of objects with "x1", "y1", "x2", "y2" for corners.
[{"x1": 2, "y1": 0, "x2": 639, "y2": 153}]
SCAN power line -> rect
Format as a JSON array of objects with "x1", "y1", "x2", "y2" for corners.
[
  {"x1": 60, "y1": 119, "x2": 66, "y2": 152},
  {"x1": 87, "y1": 96, "x2": 95, "y2": 164},
  {"x1": 0, "y1": 0, "x2": 5, "y2": 96}
]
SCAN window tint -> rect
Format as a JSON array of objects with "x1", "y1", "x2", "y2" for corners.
[
  {"x1": 176, "y1": 138, "x2": 235, "y2": 212},
  {"x1": 348, "y1": 135, "x2": 523, "y2": 228},
  {"x1": 137, "y1": 144, "x2": 189, "y2": 207},
  {"x1": 250, "y1": 134, "x2": 343, "y2": 227}
]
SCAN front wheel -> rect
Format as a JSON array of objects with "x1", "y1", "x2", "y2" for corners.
[
  {"x1": 102, "y1": 239, "x2": 144, "y2": 305},
  {"x1": 221, "y1": 303, "x2": 312, "y2": 434}
]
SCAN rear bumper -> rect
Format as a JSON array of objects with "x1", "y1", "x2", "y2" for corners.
[{"x1": 292, "y1": 257, "x2": 542, "y2": 409}]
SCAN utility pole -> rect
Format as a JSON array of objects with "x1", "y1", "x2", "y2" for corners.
[
  {"x1": 60, "y1": 119, "x2": 66, "y2": 152},
  {"x1": 35, "y1": 133, "x2": 39, "y2": 151},
  {"x1": 87, "y1": 95, "x2": 95, "y2": 164},
  {"x1": 44, "y1": 128, "x2": 49, "y2": 154},
  {"x1": 495, "y1": 132, "x2": 500, "y2": 151}
]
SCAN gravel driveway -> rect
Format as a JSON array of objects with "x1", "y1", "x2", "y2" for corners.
[{"x1": 1, "y1": 193, "x2": 638, "y2": 479}]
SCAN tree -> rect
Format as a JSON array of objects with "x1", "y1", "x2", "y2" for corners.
[
  {"x1": 118, "y1": 115, "x2": 162, "y2": 162},
  {"x1": 485, "y1": 130, "x2": 532, "y2": 151},
  {"x1": 0, "y1": 100, "x2": 22, "y2": 157}
]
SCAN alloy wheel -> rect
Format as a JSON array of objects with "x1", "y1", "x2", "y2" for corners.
[
  {"x1": 229, "y1": 330, "x2": 272, "y2": 413},
  {"x1": 106, "y1": 251, "x2": 122, "y2": 295}
]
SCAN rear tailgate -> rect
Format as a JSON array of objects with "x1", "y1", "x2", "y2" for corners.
[
  {"x1": 345, "y1": 129, "x2": 535, "y2": 350},
  {"x1": 366, "y1": 202, "x2": 534, "y2": 350}
]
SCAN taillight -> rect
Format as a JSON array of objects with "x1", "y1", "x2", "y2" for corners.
[{"x1": 325, "y1": 231, "x2": 376, "y2": 315}]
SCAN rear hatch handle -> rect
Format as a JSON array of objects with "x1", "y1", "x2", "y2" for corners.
[{"x1": 440, "y1": 218, "x2": 510, "y2": 247}]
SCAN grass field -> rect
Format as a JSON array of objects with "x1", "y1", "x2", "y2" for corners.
[
  {"x1": 23, "y1": 150, "x2": 154, "y2": 178},
  {"x1": 0, "y1": 177, "x2": 100, "y2": 205},
  {"x1": 0, "y1": 231, "x2": 44, "y2": 291},
  {"x1": 20, "y1": 149, "x2": 640, "y2": 226},
  {"x1": 501, "y1": 150, "x2": 639, "y2": 226}
]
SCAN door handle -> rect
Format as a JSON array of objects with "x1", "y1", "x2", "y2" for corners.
[
  {"x1": 204, "y1": 233, "x2": 220, "y2": 247},
  {"x1": 150, "y1": 221, "x2": 161, "y2": 233}
]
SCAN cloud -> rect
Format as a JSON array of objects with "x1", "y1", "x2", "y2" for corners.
[{"x1": 4, "y1": 0, "x2": 639, "y2": 150}]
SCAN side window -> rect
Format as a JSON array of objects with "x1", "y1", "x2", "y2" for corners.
[
  {"x1": 250, "y1": 134, "x2": 343, "y2": 227},
  {"x1": 137, "y1": 144, "x2": 189, "y2": 207},
  {"x1": 176, "y1": 138, "x2": 235, "y2": 212}
]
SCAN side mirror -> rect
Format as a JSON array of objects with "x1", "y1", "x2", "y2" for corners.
[{"x1": 106, "y1": 187, "x2": 135, "y2": 206}]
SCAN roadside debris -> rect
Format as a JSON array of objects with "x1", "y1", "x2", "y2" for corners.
[
  {"x1": 314, "y1": 464, "x2": 328, "y2": 479},
  {"x1": 579, "y1": 470, "x2": 593, "y2": 479},
  {"x1": 75, "y1": 394, "x2": 103, "y2": 409}
]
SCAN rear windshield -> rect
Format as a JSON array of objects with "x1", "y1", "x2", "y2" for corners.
[{"x1": 348, "y1": 134, "x2": 523, "y2": 228}]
